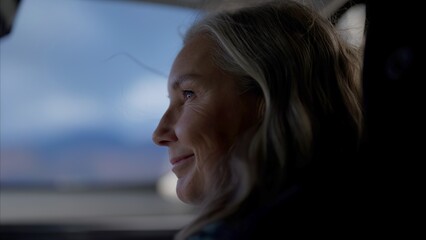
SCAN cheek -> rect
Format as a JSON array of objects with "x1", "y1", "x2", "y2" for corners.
[{"x1": 175, "y1": 104, "x2": 237, "y2": 153}]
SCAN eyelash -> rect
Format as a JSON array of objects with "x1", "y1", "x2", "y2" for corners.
[{"x1": 182, "y1": 90, "x2": 195, "y2": 101}]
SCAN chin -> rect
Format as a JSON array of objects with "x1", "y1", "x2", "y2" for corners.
[{"x1": 176, "y1": 178, "x2": 204, "y2": 205}]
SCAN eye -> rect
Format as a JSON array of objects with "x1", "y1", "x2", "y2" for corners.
[{"x1": 182, "y1": 90, "x2": 195, "y2": 101}]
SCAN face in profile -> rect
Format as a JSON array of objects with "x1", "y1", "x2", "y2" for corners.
[{"x1": 152, "y1": 34, "x2": 259, "y2": 204}]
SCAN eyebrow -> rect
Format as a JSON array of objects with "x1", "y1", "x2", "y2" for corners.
[{"x1": 171, "y1": 73, "x2": 202, "y2": 90}]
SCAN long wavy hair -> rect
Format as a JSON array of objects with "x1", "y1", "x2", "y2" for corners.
[{"x1": 175, "y1": 1, "x2": 363, "y2": 239}]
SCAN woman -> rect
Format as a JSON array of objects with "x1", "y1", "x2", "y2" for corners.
[{"x1": 153, "y1": 0, "x2": 363, "y2": 239}]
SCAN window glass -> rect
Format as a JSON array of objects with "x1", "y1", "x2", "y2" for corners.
[
  {"x1": 0, "y1": 0, "x2": 199, "y2": 190},
  {"x1": 335, "y1": 3, "x2": 366, "y2": 48}
]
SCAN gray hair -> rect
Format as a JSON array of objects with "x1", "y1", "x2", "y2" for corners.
[{"x1": 176, "y1": 1, "x2": 363, "y2": 239}]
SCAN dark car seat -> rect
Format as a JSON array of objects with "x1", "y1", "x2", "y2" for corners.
[{"x1": 359, "y1": 0, "x2": 425, "y2": 237}]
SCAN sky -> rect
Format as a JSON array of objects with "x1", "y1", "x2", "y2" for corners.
[{"x1": 0, "y1": 0, "x2": 199, "y2": 186}]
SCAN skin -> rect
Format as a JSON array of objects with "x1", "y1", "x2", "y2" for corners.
[{"x1": 152, "y1": 34, "x2": 259, "y2": 204}]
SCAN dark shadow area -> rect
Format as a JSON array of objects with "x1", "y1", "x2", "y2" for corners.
[
  {"x1": 0, "y1": 224, "x2": 177, "y2": 240},
  {"x1": 358, "y1": 0, "x2": 425, "y2": 236}
]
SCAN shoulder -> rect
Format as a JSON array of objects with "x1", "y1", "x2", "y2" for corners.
[{"x1": 232, "y1": 185, "x2": 360, "y2": 239}]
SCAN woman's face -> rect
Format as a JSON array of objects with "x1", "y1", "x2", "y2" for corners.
[{"x1": 152, "y1": 35, "x2": 259, "y2": 204}]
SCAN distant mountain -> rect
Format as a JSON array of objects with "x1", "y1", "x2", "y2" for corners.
[{"x1": 0, "y1": 129, "x2": 169, "y2": 189}]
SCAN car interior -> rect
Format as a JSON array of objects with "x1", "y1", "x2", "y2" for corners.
[{"x1": 0, "y1": 0, "x2": 423, "y2": 239}]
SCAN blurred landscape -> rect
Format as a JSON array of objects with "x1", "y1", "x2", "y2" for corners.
[
  {"x1": 0, "y1": 0, "x2": 197, "y2": 190},
  {"x1": 1, "y1": 129, "x2": 168, "y2": 189}
]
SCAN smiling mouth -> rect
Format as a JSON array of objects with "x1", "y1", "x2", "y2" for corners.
[{"x1": 170, "y1": 154, "x2": 195, "y2": 166}]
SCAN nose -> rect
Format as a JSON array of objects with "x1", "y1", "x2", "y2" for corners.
[{"x1": 152, "y1": 108, "x2": 177, "y2": 146}]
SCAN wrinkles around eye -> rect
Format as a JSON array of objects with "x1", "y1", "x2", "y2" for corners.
[{"x1": 183, "y1": 90, "x2": 195, "y2": 101}]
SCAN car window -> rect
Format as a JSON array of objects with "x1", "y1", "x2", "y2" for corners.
[
  {"x1": 1, "y1": 0, "x2": 199, "y2": 191},
  {"x1": 335, "y1": 3, "x2": 366, "y2": 48}
]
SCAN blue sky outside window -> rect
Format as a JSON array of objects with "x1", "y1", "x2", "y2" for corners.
[{"x1": 0, "y1": 0, "x2": 199, "y2": 188}]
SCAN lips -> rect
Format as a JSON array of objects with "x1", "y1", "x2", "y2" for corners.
[{"x1": 170, "y1": 154, "x2": 194, "y2": 165}]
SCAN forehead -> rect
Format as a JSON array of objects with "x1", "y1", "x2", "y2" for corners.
[{"x1": 168, "y1": 35, "x2": 218, "y2": 88}]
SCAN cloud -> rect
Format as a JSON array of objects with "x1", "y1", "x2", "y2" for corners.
[
  {"x1": 1, "y1": 92, "x2": 104, "y2": 141},
  {"x1": 120, "y1": 76, "x2": 169, "y2": 123},
  {"x1": 38, "y1": 93, "x2": 104, "y2": 128}
]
